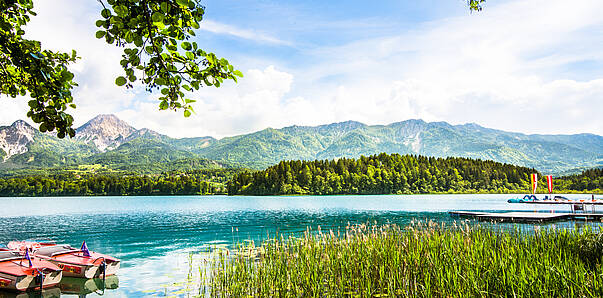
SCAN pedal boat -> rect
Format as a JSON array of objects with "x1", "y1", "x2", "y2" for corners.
[
  {"x1": 8, "y1": 242, "x2": 120, "y2": 279},
  {"x1": 0, "y1": 250, "x2": 62, "y2": 292}
]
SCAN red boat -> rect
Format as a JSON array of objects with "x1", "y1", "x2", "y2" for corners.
[
  {"x1": 0, "y1": 249, "x2": 62, "y2": 292},
  {"x1": 7, "y1": 242, "x2": 120, "y2": 279}
]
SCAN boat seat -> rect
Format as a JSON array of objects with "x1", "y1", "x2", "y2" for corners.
[
  {"x1": 0, "y1": 251, "x2": 22, "y2": 262},
  {"x1": 35, "y1": 245, "x2": 80, "y2": 257}
]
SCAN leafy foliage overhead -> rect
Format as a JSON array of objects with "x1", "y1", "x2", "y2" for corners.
[
  {"x1": 0, "y1": 0, "x2": 79, "y2": 138},
  {"x1": 95, "y1": 0, "x2": 242, "y2": 116},
  {"x1": 0, "y1": 0, "x2": 242, "y2": 138}
]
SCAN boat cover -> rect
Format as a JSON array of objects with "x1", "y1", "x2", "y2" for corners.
[
  {"x1": 0, "y1": 251, "x2": 22, "y2": 262},
  {"x1": 35, "y1": 245, "x2": 80, "y2": 257}
]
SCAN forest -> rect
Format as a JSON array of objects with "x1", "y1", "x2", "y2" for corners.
[
  {"x1": 0, "y1": 169, "x2": 240, "y2": 197},
  {"x1": 0, "y1": 154, "x2": 600, "y2": 197},
  {"x1": 227, "y1": 153, "x2": 602, "y2": 195},
  {"x1": 554, "y1": 168, "x2": 602, "y2": 192}
]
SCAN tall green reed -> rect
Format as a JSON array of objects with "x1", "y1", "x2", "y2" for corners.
[{"x1": 192, "y1": 222, "x2": 603, "y2": 297}]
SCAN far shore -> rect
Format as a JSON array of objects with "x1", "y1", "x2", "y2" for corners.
[{"x1": 0, "y1": 190, "x2": 600, "y2": 198}]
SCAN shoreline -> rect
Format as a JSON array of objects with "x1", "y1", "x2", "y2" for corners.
[{"x1": 0, "y1": 191, "x2": 600, "y2": 198}]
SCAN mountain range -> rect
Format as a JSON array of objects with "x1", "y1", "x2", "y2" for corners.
[{"x1": 0, "y1": 114, "x2": 601, "y2": 175}]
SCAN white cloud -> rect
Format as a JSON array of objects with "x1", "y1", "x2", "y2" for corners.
[
  {"x1": 117, "y1": 66, "x2": 300, "y2": 138},
  {"x1": 2, "y1": 0, "x2": 602, "y2": 139},
  {"x1": 288, "y1": 0, "x2": 603, "y2": 135},
  {"x1": 0, "y1": 96, "x2": 31, "y2": 127},
  {"x1": 200, "y1": 20, "x2": 292, "y2": 46}
]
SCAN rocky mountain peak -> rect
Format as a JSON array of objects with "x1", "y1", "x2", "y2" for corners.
[
  {"x1": 0, "y1": 120, "x2": 36, "y2": 161},
  {"x1": 11, "y1": 120, "x2": 34, "y2": 131},
  {"x1": 75, "y1": 114, "x2": 137, "y2": 151}
]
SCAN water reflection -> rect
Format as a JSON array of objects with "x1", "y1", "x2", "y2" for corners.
[{"x1": 0, "y1": 276, "x2": 118, "y2": 297}]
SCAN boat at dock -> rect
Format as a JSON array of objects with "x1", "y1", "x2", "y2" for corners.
[
  {"x1": 0, "y1": 250, "x2": 62, "y2": 292},
  {"x1": 7, "y1": 242, "x2": 120, "y2": 279},
  {"x1": 508, "y1": 174, "x2": 601, "y2": 208},
  {"x1": 451, "y1": 173, "x2": 602, "y2": 222},
  {"x1": 507, "y1": 194, "x2": 603, "y2": 205}
]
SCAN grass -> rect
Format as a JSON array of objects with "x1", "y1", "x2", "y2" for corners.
[{"x1": 189, "y1": 222, "x2": 603, "y2": 297}]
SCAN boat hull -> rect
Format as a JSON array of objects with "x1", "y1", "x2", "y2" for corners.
[
  {"x1": 0, "y1": 270, "x2": 61, "y2": 292},
  {"x1": 50, "y1": 259, "x2": 120, "y2": 278}
]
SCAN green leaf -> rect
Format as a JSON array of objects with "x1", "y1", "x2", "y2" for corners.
[
  {"x1": 176, "y1": 0, "x2": 189, "y2": 6},
  {"x1": 159, "y1": 101, "x2": 169, "y2": 110},
  {"x1": 152, "y1": 12, "x2": 164, "y2": 23},
  {"x1": 115, "y1": 76, "x2": 127, "y2": 86},
  {"x1": 181, "y1": 42, "x2": 192, "y2": 51},
  {"x1": 233, "y1": 70, "x2": 244, "y2": 77},
  {"x1": 114, "y1": 5, "x2": 128, "y2": 17},
  {"x1": 184, "y1": 110, "x2": 191, "y2": 117},
  {"x1": 101, "y1": 8, "x2": 111, "y2": 19},
  {"x1": 134, "y1": 36, "x2": 143, "y2": 47},
  {"x1": 95, "y1": 31, "x2": 105, "y2": 39}
]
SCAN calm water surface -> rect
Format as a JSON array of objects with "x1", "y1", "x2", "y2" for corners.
[{"x1": 0, "y1": 194, "x2": 600, "y2": 297}]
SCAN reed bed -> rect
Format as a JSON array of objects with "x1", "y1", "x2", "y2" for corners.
[{"x1": 197, "y1": 222, "x2": 603, "y2": 297}]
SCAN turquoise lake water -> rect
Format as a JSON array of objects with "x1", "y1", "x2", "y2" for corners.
[{"x1": 0, "y1": 194, "x2": 600, "y2": 297}]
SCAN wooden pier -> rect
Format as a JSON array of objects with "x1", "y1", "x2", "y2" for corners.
[{"x1": 449, "y1": 211, "x2": 603, "y2": 223}]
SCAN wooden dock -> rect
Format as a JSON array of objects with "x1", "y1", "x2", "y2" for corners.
[{"x1": 449, "y1": 211, "x2": 603, "y2": 223}]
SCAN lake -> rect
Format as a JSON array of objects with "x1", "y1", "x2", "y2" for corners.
[{"x1": 0, "y1": 194, "x2": 600, "y2": 297}]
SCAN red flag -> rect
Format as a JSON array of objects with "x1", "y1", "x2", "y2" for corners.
[
  {"x1": 530, "y1": 173, "x2": 538, "y2": 194},
  {"x1": 546, "y1": 175, "x2": 553, "y2": 194}
]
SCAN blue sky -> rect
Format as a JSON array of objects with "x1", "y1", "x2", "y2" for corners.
[{"x1": 2, "y1": 0, "x2": 602, "y2": 138}]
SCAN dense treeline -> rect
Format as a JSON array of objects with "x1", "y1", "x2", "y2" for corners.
[
  {"x1": 555, "y1": 168, "x2": 603, "y2": 192},
  {"x1": 0, "y1": 169, "x2": 241, "y2": 197},
  {"x1": 227, "y1": 153, "x2": 601, "y2": 195},
  {"x1": 1, "y1": 154, "x2": 600, "y2": 197}
]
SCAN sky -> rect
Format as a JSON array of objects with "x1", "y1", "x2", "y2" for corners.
[{"x1": 1, "y1": 0, "x2": 602, "y2": 138}]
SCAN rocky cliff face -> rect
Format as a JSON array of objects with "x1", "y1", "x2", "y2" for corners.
[
  {"x1": 0, "y1": 120, "x2": 36, "y2": 161},
  {"x1": 75, "y1": 114, "x2": 137, "y2": 151}
]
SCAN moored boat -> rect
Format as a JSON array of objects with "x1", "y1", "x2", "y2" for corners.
[
  {"x1": 7, "y1": 242, "x2": 119, "y2": 279},
  {"x1": 0, "y1": 250, "x2": 62, "y2": 292}
]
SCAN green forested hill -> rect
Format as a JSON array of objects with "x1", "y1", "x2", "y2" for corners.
[
  {"x1": 227, "y1": 153, "x2": 602, "y2": 196},
  {"x1": 0, "y1": 130, "x2": 98, "y2": 169},
  {"x1": 0, "y1": 116, "x2": 601, "y2": 175},
  {"x1": 200, "y1": 120, "x2": 602, "y2": 173}
]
